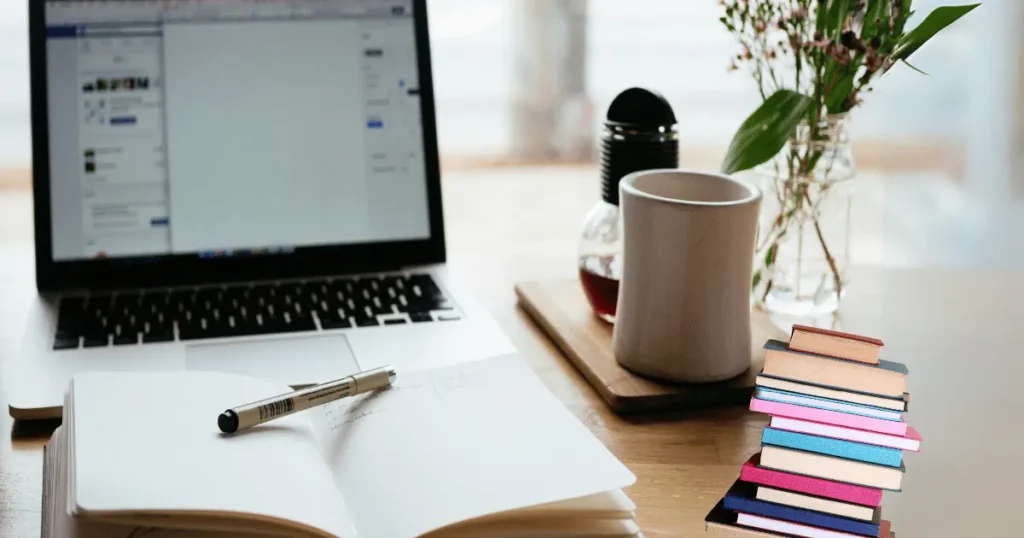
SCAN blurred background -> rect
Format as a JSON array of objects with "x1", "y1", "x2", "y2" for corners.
[{"x1": 2, "y1": 0, "x2": 1022, "y2": 265}]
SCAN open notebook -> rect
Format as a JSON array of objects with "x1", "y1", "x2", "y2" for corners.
[{"x1": 41, "y1": 354, "x2": 641, "y2": 537}]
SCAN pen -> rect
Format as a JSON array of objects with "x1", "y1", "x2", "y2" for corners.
[{"x1": 217, "y1": 365, "x2": 397, "y2": 434}]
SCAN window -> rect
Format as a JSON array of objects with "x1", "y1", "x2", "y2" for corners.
[{"x1": 0, "y1": 2, "x2": 30, "y2": 167}]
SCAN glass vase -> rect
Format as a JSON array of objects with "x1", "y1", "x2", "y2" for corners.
[{"x1": 752, "y1": 115, "x2": 855, "y2": 317}]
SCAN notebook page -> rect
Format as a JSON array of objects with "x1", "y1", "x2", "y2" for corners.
[
  {"x1": 309, "y1": 354, "x2": 636, "y2": 538},
  {"x1": 47, "y1": 426, "x2": 253, "y2": 538},
  {"x1": 70, "y1": 372, "x2": 355, "y2": 538},
  {"x1": 507, "y1": 489, "x2": 636, "y2": 518}
]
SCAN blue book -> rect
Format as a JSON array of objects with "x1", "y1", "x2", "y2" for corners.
[
  {"x1": 724, "y1": 480, "x2": 881, "y2": 536},
  {"x1": 762, "y1": 427, "x2": 903, "y2": 467},
  {"x1": 754, "y1": 387, "x2": 903, "y2": 421}
]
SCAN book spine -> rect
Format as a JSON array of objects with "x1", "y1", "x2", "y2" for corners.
[
  {"x1": 756, "y1": 376, "x2": 907, "y2": 411},
  {"x1": 724, "y1": 494, "x2": 881, "y2": 536},
  {"x1": 758, "y1": 374, "x2": 909, "y2": 408},
  {"x1": 755, "y1": 388, "x2": 903, "y2": 421},
  {"x1": 762, "y1": 428, "x2": 903, "y2": 467},
  {"x1": 740, "y1": 463, "x2": 884, "y2": 507},
  {"x1": 770, "y1": 417, "x2": 921, "y2": 452},
  {"x1": 736, "y1": 513, "x2": 864, "y2": 538},
  {"x1": 750, "y1": 398, "x2": 909, "y2": 436}
]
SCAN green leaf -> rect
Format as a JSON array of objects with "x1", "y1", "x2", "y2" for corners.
[
  {"x1": 902, "y1": 59, "x2": 929, "y2": 75},
  {"x1": 894, "y1": 0, "x2": 915, "y2": 36},
  {"x1": 826, "y1": 0, "x2": 853, "y2": 39},
  {"x1": 815, "y1": 0, "x2": 830, "y2": 34},
  {"x1": 862, "y1": 0, "x2": 889, "y2": 39},
  {"x1": 825, "y1": 71, "x2": 856, "y2": 113},
  {"x1": 764, "y1": 244, "x2": 778, "y2": 267},
  {"x1": 893, "y1": 4, "x2": 980, "y2": 61},
  {"x1": 824, "y1": 50, "x2": 864, "y2": 114},
  {"x1": 721, "y1": 90, "x2": 815, "y2": 175}
]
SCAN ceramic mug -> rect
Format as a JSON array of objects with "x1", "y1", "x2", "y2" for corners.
[{"x1": 612, "y1": 169, "x2": 762, "y2": 383}]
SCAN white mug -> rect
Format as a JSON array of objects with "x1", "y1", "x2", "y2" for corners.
[{"x1": 612, "y1": 169, "x2": 762, "y2": 383}]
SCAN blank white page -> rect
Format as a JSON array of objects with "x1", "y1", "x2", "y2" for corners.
[
  {"x1": 508, "y1": 489, "x2": 636, "y2": 518},
  {"x1": 46, "y1": 427, "x2": 248, "y2": 538},
  {"x1": 309, "y1": 354, "x2": 636, "y2": 537},
  {"x1": 70, "y1": 372, "x2": 355, "y2": 538}
]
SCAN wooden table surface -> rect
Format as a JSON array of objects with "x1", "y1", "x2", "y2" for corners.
[{"x1": 2, "y1": 167, "x2": 1023, "y2": 537}]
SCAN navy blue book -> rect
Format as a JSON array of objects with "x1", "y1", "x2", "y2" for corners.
[{"x1": 723, "y1": 480, "x2": 881, "y2": 536}]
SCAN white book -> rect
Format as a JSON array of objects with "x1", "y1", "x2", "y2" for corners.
[
  {"x1": 769, "y1": 416, "x2": 921, "y2": 451},
  {"x1": 736, "y1": 513, "x2": 865, "y2": 538},
  {"x1": 43, "y1": 354, "x2": 640, "y2": 538},
  {"x1": 754, "y1": 387, "x2": 902, "y2": 421},
  {"x1": 755, "y1": 486, "x2": 876, "y2": 521},
  {"x1": 755, "y1": 375, "x2": 906, "y2": 412}
]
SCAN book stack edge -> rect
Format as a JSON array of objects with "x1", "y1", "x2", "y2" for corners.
[{"x1": 705, "y1": 325, "x2": 919, "y2": 538}]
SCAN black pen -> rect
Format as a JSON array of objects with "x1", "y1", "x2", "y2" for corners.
[{"x1": 218, "y1": 366, "x2": 396, "y2": 434}]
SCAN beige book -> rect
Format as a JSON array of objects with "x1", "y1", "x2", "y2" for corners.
[
  {"x1": 755, "y1": 376, "x2": 907, "y2": 411},
  {"x1": 44, "y1": 355, "x2": 639, "y2": 538},
  {"x1": 788, "y1": 325, "x2": 883, "y2": 365},
  {"x1": 755, "y1": 486, "x2": 877, "y2": 521},
  {"x1": 760, "y1": 446, "x2": 905, "y2": 490},
  {"x1": 762, "y1": 340, "x2": 906, "y2": 398}
]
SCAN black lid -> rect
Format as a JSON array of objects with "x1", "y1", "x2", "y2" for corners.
[
  {"x1": 606, "y1": 87, "x2": 677, "y2": 128},
  {"x1": 218, "y1": 410, "x2": 239, "y2": 434}
]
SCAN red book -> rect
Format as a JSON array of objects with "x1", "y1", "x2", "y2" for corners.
[
  {"x1": 788, "y1": 324, "x2": 884, "y2": 365},
  {"x1": 740, "y1": 454, "x2": 884, "y2": 507}
]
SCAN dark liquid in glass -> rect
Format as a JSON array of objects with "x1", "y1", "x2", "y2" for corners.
[{"x1": 579, "y1": 255, "x2": 620, "y2": 323}]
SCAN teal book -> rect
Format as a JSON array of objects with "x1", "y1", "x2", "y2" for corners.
[{"x1": 761, "y1": 427, "x2": 903, "y2": 468}]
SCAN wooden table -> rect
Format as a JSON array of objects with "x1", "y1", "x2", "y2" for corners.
[{"x1": 2, "y1": 167, "x2": 1023, "y2": 537}]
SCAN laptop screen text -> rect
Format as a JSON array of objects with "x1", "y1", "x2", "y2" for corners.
[{"x1": 43, "y1": 0, "x2": 429, "y2": 261}]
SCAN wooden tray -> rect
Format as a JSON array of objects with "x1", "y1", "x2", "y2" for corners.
[{"x1": 515, "y1": 279, "x2": 785, "y2": 414}]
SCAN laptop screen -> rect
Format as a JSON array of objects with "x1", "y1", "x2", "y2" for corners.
[{"x1": 43, "y1": 0, "x2": 430, "y2": 262}]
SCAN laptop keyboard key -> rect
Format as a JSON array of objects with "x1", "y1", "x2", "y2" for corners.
[
  {"x1": 113, "y1": 334, "x2": 138, "y2": 346},
  {"x1": 143, "y1": 332, "x2": 175, "y2": 344},
  {"x1": 320, "y1": 317, "x2": 351, "y2": 330},
  {"x1": 52, "y1": 272, "x2": 450, "y2": 346},
  {"x1": 355, "y1": 315, "x2": 379, "y2": 327},
  {"x1": 409, "y1": 274, "x2": 443, "y2": 299},
  {"x1": 83, "y1": 336, "x2": 109, "y2": 348},
  {"x1": 53, "y1": 335, "x2": 80, "y2": 350}
]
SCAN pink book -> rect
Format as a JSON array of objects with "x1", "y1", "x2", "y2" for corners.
[
  {"x1": 750, "y1": 397, "x2": 909, "y2": 436},
  {"x1": 740, "y1": 454, "x2": 883, "y2": 507},
  {"x1": 770, "y1": 416, "x2": 922, "y2": 451}
]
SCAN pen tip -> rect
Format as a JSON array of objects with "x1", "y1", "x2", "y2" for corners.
[{"x1": 387, "y1": 367, "x2": 397, "y2": 385}]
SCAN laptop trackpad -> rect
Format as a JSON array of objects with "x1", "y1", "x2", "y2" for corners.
[{"x1": 184, "y1": 335, "x2": 360, "y2": 387}]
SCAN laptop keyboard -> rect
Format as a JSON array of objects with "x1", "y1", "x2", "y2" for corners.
[{"x1": 52, "y1": 273, "x2": 460, "y2": 351}]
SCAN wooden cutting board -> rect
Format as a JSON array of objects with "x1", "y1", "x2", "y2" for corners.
[{"x1": 515, "y1": 279, "x2": 786, "y2": 414}]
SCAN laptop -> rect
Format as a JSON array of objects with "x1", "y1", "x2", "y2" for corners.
[{"x1": 7, "y1": 0, "x2": 515, "y2": 419}]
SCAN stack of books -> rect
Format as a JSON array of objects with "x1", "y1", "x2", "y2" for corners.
[{"x1": 705, "y1": 325, "x2": 921, "y2": 538}]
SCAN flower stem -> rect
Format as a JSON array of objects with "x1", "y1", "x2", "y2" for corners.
[{"x1": 810, "y1": 210, "x2": 843, "y2": 300}]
